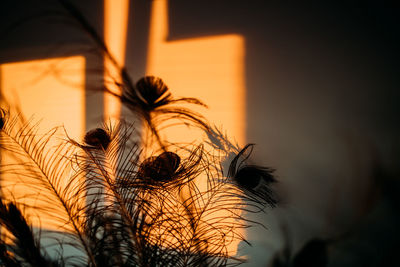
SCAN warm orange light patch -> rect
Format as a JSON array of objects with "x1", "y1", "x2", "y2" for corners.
[
  {"x1": 0, "y1": 56, "x2": 86, "y2": 139},
  {"x1": 103, "y1": 0, "x2": 130, "y2": 121},
  {"x1": 146, "y1": 0, "x2": 246, "y2": 147},
  {"x1": 0, "y1": 56, "x2": 86, "y2": 231},
  {"x1": 146, "y1": 0, "x2": 246, "y2": 255}
]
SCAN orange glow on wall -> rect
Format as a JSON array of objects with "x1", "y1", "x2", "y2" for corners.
[
  {"x1": 146, "y1": 0, "x2": 246, "y2": 255},
  {"x1": 146, "y1": 0, "x2": 246, "y2": 147},
  {"x1": 0, "y1": 56, "x2": 86, "y2": 231},
  {"x1": 103, "y1": 0, "x2": 130, "y2": 121},
  {"x1": 0, "y1": 56, "x2": 86, "y2": 140}
]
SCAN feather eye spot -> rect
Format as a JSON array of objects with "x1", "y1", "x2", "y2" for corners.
[
  {"x1": 135, "y1": 76, "x2": 170, "y2": 107},
  {"x1": 138, "y1": 152, "x2": 181, "y2": 182},
  {"x1": 84, "y1": 128, "x2": 111, "y2": 149},
  {"x1": 234, "y1": 166, "x2": 275, "y2": 190},
  {"x1": 234, "y1": 167, "x2": 262, "y2": 190},
  {"x1": 228, "y1": 144, "x2": 278, "y2": 206}
]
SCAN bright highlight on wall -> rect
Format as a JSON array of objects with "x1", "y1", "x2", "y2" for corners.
[
  {"x1": 146, "y1": 0, "x2": 246, "y2": 255},
  {"x1": 146, "y1": 0, "x2": 246, "y2": 146},
  {"x1": 103, "y1": 0, "x2": 129, "y2": 121},
  {"x1": 0, "y1": 56, "x2": 86, "y2": 140},
  {"x1": 0, "y1": 55, "x2": 86, "y2": 231},
  {"x1": 0, "y1": 0, "x2": 247, "y2": 252}
]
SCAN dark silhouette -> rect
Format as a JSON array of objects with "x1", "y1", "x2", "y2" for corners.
[
  {"x1": 228, "y1": 144, "x2": 278, "y2": 208},
  {"x1": 0, "y1": 79, "x2": 276, "y2": 266},
  {"x1": 84, "y1": 128, "x2": 111, "y2": 150},
  {"x1": 138, "y1": 152, "x2": 181, "y2": 182}
]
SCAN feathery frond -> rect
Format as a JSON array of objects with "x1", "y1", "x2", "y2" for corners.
[
  {"x1": 0, "y1": 1, "x2": 279, "y2": 265},
  {"x1": 0, "y1": 110, "x2": 96, "y2": 266}
]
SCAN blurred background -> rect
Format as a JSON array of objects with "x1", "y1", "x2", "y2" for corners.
[{"x1": 1, "y1": 0, "x2": 399, "y2": 266}]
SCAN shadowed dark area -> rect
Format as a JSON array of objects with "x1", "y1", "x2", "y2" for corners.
[
  {"x1": 168, "y1": 1, "x2": 400, "y2": 266},
  {"x1": 124, "y1": 0, "x2": 152, "y2": 81}
]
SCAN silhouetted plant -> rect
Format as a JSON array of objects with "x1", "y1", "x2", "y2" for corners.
[
  {"x1": 57, "y1": 0, "x2": 209, "y2": 150},
  {"x1": 0, "y1": 99, "x2": 277, "y2": 266},
  {"x1": 0, "y1": 1, "x2": 279, "y2": 266},
  {"x1": 228, "y1": 144, "x2": 278, "y2": 208},
  {"x1": 0, "y1": 200, "x2": 59, "y2": 266}
]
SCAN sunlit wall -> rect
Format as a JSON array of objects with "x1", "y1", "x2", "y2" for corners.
[
  {"x1": 144, "y1": 0, "x2": 246, "y2": 255},
  {"x1": 146, "y1": 0, "x2": 246, "y2": 147},
  {"x1": 103, "y1": 0, "x2": 129, "y2": 121},
  {"x1": 0, "y1": 56, "x2": 86, "y2": 230},
  {"x1": 0, "y1": 0, "x2": 247, "y2": 250},
  {"x1": 0, "y1": 56, "x2": 85, "y2": 140}
]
